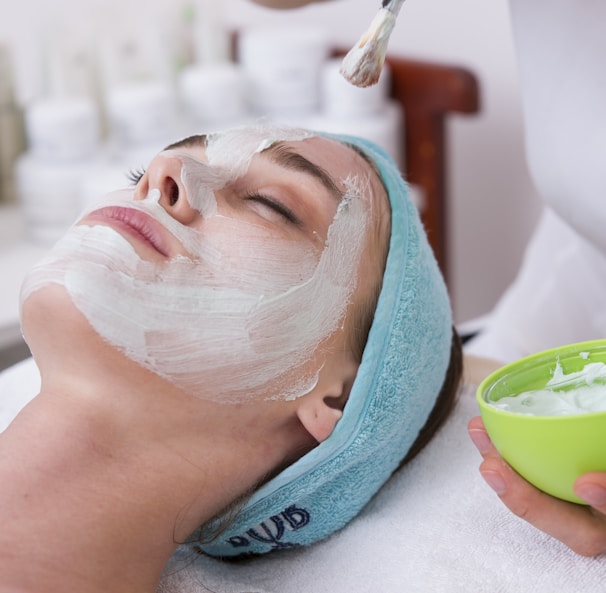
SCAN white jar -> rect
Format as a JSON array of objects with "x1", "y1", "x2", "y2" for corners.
[
  {"x1": 24, "y1": 96, "x2": 100, "y2": 162},
  {"x1": 79, "y1": 161, "x2": 133, "y2": 212},
  {"x1": 239, "y1": 26, "x2": 329, "y2": 118},
  {"x1": 17, "y1": 95, "x2": 102, "y2": 246},
  {"x1": 179, "y1": 62, "x2": 249, "y2": 131},
  {"x1": 15, "y1": 153, "x2": 99, "y2": 246},
  {"x1": 308, "y1": 59, "x2": 404, "y2": 167},
  {"x1": 105, "y1": 80, "x2": 178, "y2": 148}
]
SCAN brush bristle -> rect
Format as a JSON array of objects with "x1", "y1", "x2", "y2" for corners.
[
  {"x1": 340, "y1": 8, "x2": 397, "y2": 88},
  {"x1": 340, "y1": 40, "x2": 386, "y2": 88}
]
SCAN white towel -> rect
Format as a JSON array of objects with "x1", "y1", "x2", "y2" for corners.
[
  {"x1": 0, "y1": 357, "x2": 40, "y2": 432},
  {"x1": 2, "y1": 359, "x2": 605, "y2": 592}
]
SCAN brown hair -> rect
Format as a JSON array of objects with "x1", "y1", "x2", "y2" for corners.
[{"x1": 400, "y1": 327, "x2": 463, "y2": 466}]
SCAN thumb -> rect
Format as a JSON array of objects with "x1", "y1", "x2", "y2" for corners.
[{"x1": 574, "y1": 473, "x2": 606, "y2": 513}]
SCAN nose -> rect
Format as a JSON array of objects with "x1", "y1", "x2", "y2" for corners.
[{"x1": 134, "y1": 153, "x2": 199, "y2": 225}]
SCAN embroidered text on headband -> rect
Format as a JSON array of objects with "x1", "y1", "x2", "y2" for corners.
[{"x1": 199, "y1": 133, "x2": 453, "y2": 557}]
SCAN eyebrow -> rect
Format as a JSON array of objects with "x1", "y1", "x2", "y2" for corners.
[
  {"x1": 261, "y1": 142, "x2": 344, "y2": 202},
  {"x1": 163, "y1": 134, "x2": 207, "y2": 151},
  {"x1": 162, "y1": 135, "x2": 344, "y2": 202}
]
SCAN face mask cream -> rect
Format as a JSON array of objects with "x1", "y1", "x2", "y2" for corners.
[
  {"x1": 490, "y1": 361, "x2": 606, "y2": 416},
  {"x1": 20, "y1": 123, "x2": 371, "y2": 404}
]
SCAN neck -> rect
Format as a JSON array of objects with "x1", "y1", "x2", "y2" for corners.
[{"x1": 0, "y1": 372, "x2": 308, "y2": 593}]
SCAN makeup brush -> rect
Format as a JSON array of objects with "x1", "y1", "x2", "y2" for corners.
[{"x1": 340, "y1": 0, "x2": 406, "y2": 88}]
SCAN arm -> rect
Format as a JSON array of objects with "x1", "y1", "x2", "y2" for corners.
[
  {"x1": 468, "y1": 416, "x2": 606, "y2": 557},
  {"x1": 248, "y1": 0, "x2": 334, "y2": 7}
]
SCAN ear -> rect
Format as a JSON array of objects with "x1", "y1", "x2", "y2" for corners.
[
  {"x1": 296, "y1": 396, "x2": 344, "y2": 443},
  {"x1": 296, "y1": 360, "x2": 359, "y2": 443}
]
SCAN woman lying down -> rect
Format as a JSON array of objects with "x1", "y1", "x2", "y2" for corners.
[{"x1": 0, "y1": 122, "x2": 461, "y2": 593}]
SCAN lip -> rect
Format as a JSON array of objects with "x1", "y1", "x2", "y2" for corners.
[{"x1": 82, "y1": 207, "x2": 172, "y2": 257}]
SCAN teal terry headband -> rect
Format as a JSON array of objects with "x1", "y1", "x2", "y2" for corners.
[{"x1": 198, "y1": 133, "x2": 453, "y2": 557}]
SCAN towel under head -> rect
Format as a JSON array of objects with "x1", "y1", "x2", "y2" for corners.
[{"x1": 199, "y1": 132, "x2": 453, "y2": 557}]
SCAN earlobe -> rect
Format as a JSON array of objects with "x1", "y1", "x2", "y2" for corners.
[
  {"x1": 296, "y1": 399, "x2": 343, "y2": 443},
  {"x1": 296, "y1": 354, "x2": 358, "y2": 443}
]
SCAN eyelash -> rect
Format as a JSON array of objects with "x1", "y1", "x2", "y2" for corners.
[
  {"x1": 126, "y1": 167, "x2": 146, "y2": 186},
  {"x1": 244, "y1": 191, "x2": 300, "y2": 225}
]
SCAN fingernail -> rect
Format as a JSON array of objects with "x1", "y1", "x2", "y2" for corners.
[
  {"x1": 481, "y1": 470, "x2": 506, "y2": 495},
  {"x1": 469, "y1": 428, "x2": 492, "y2": 455},
  {"x1": 575, "y1": 483, "x2": 606, "y2": 506}
]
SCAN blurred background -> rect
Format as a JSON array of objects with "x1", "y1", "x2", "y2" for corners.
[{"x1": 0, "y1": 0, "x2": 542, "y2": 364}]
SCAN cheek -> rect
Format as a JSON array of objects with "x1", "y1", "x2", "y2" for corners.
[
  {"x1": 19, "y1": 221, "x2": 325, "y2": 402},
  {"x1": 191, "y1": 217, "x2": 319, "y2": 293}
]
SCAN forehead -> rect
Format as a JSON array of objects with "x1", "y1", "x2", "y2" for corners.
[{"x1": 282, "y1": 135, "x2": 370, "y2": 187}]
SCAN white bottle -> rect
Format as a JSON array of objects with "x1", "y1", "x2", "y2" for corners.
[
  {"x1": 179, "y1": 62, "x2": 249, "y2": 133},
  {"x1": 99, "y1": 79, "x2": 180, "y2": 185},
  {"x1": 238, "y1": 26, "x2": 329, "y2": 123},
  {"x1": 105, "y1": 80, "x2": 178, "y2": 161},
  {"x1": 307, "y1": 58, "x2": 404, "y2": 168},
  {"x1": 177, "y1": 1, "x2": 249, "y2": 133},
  {"x1": 15, "y1": 96, "x2": 101, "y2": 246}
]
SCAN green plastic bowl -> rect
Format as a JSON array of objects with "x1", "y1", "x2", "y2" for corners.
[{"x1": 476, "y1": 339, "x2": 606, "y2": 504}]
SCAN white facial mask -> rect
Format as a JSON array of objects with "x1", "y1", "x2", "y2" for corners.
[{"x1": 20, "y1": 123, "x2": 370, "y2": 403}]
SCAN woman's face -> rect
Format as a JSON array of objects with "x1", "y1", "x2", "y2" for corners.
[{"x1": 20, "y1": 123, "x2": 386, "y2": 403}]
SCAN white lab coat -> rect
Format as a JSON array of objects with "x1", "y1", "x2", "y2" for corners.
[{"x1": 466, "y1": 0, "x2": 606, "y2": 362}]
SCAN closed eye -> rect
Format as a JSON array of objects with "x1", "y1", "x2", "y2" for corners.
[{"x1": 244, "y1": 192, "x2": 301, "y2": 225}]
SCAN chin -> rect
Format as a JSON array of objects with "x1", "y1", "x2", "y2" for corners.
[
  {"x1": 20, "y1": 283, "x2": 176, "y2": 394},
  {"x1": 20, "y1": 284, "x2": 105, "y2": 374}
]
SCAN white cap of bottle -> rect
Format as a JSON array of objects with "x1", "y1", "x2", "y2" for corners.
[
  {"x1": 239, "y1": 26, "x2": 329, "y2": 117},
  {"x1": 105, "y1": 80, "x2": 177, "y2": 147},
  {"x1": 179, "y1": 63, "x2": 247, "y2": 128}
]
